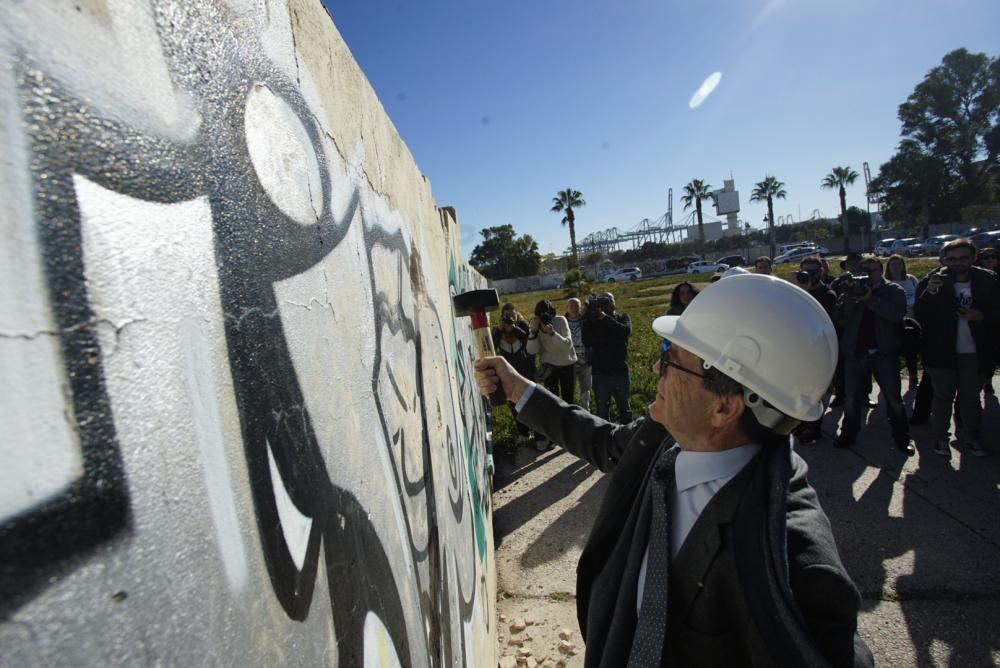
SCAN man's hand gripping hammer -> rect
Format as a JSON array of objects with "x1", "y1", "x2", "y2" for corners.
[{"x1": 453, "y1": 288, "x2": 506, "y2": 406}]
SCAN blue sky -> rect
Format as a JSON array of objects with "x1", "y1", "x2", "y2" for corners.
[{"x1": 324, "y1": 0, "x2": 1000, "y2": 261}]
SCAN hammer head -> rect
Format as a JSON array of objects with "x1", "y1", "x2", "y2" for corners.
[{"x1": 452, "y1": 288, "x2": 500, "y2": 316}]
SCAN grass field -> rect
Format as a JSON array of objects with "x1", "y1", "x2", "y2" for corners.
[{"x1": 487, "y1": 256, "x2": 942, "y2": 453}]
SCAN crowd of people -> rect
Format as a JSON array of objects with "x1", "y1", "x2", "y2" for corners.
[
  {"x1": 492, "y1": 291, "x2": 633, "y2": 452},
  {"x1": 494, "y1": 236, "x2": 999, "y2": 459},
  {"x1": 749, "y1": 238, "x2": 998, "y2": 457}
]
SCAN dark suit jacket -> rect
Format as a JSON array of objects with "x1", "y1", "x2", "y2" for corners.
[
  {"x1": 914, "y1": 266, "x2": 1000, "y2": 372},
  {"x1": 517, "y1": 386, "x2": 873, "y2": 667}
]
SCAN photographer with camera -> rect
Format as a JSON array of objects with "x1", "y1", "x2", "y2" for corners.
[
  {"x1": 583, "y1": 292, "x2": 633, "y2": 424},
  {"x1": 491, "y1": 303, "x2": 537, "y2": 443},
  {"x1": 795, "y1": 256, "x2": 836, "y2": 317},
  {"x1": 527, "y1": 300, "x2": 577, "y2": 449},
  {"x1": 793, "y1": 256, "x2": 836, "y2": 444},
  {"x1": 834, "y1": 255, "x2": 913, "y2": 454},
  {"x1": 829, "y1": 253, "x2": 870, "y2": 408},
  {"x1": 565, "y1": 298, "x2": 592, "y2": 410},
  {"x1": 915, "y1": 239, "x2": 1000, "y2": 458}
]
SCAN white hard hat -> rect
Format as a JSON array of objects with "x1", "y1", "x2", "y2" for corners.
[
  {"x1": 720, "y1": 266, "x2": 750, "y2": 279},
  {"x1": 652, "y1": 273, "x2": 837, "y2": 424}
]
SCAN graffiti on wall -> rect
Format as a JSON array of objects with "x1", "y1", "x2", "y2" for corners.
[{"x1": 0, "y1": 1, "x2": 492, "y2": 665}]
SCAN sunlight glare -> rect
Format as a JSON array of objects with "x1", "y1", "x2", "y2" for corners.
[{"x1": 689, "y1": 71, "x2": 722, "y2": 109}]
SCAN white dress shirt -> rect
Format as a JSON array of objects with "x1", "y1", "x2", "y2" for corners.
[
  {"x1": 514, "y1": 382, "x2": 538, "y2": 411},
  {"x1": 637, "y1": 442, "x2": 762, "y2": 613}
]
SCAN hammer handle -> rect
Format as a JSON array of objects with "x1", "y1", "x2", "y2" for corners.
[{"x1": 470, "y1": 322, "x2": 507, "y2": 406}]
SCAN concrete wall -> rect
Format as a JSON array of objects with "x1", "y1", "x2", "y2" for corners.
[{"x1": 0, "y1": 1, "x2": 495, "y2": 665}]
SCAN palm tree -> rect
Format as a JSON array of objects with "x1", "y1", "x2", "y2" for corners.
[
  {"x1": 822, "y1": 166, "x2": 859, "y2": 253},
  {"x1": 750, "y1": 176, "x2": 787, "y2": 259},
  {"x1": 681, "y1": 179, "x2": 714, "y2": 255},
  {"x1": 551, "y1": 188, "x2": 586, "y2": 267}
]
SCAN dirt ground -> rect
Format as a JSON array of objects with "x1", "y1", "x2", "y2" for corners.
[{"x1": 492, "y1": 446, "x2": 603, "y2": 668}]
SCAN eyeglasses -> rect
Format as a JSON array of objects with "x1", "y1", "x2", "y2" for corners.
[
  {"x1": 943, "y1": 255, "x2": 973, "y2": 263},
  {"x1": 659, "y1": 349, "x2": 707, "y2": 380}
]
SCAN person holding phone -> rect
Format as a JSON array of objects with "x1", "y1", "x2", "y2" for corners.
[{"x1": 915, "y1": 238, "x2": 1000, "y2": 458}]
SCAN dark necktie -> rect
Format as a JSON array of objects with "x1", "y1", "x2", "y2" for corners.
[{"x1": 627, "y1": 445, "x2": 679, "y2": 668}]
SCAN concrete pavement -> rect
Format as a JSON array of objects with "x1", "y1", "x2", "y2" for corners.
[{"x1": 492, "y1": 384, "x2": 1000, "y2": 666}]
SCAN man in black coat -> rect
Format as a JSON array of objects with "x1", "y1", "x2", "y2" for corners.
[
  {"x1": 833, "y1": 255, "x2": 912, "y2": 454},
  {"x1": 914, "y1": 238, "x2": 1000, "y2": 458},
  {"x1": 476, "y1": 274, "x2": 872, "y2": 667},
  {"x1": 796, "y1": 255, "x2": 836, "y2": 318},
  {"x1": 583, "y1": 292, "x2": 633, "y2": 423},
  {"x1": 792, "y1": 255, "x2": 836, "y2": 445}
]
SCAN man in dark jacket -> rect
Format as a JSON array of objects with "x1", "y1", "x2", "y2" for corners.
[
  {"x1": 476, "y1": 274, "x2": 872, "y2": 667},
  {"x1": 583, "y1": 292, "x2": 633, "y2": 423},
  {"x1": 834, "y1": 255, "x2": 912, "y2": 454},
  {"x1": 914, "y1": 238, "x2": 1000, "y2": 458},
  {"x1": 793, "y1": 256, "x2": 836, "y2": 444},
  {"x1": 796, "y1": 255, "x2": 836, "y2": 318}
]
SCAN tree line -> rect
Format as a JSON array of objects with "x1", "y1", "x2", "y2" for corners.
[{"x1": 470, "y1": 48, "x2": 998, "y2": 280}]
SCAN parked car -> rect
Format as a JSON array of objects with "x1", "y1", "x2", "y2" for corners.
[
  {"x1": 777, "y1": 242, "x2": 815, "y2": 256},
  {"x1": 773, "y1": 246, "x2": 824, "y2": 264},
  {"x1": 603, "y1": 267, "x2": 642, "y2": 282},
  {"x1": 686, "y1": 260, "x2": 729, "y2": 274},
  {"x1": 716, "y1": 254, "x2": 747, "y2": 267},
  {"x1": 922, "y1": 234, "x2": 959, "y2": 256},
  {"x1": 969, "y1": 230, "x2": 1000, "y2": 250},
  {"x1": 888, "y1": 237, "x2": 924, "y2": 257},
  {"x1": 873, "y1": 238, "x2": 896, "y2": 256}
]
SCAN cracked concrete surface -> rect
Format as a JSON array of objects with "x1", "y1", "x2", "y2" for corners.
[
  {"x1": 0, "y1": 317, "x2": 146, "y2": 342},
  {"x1": 492, "y1": 382, "x2": 1000, "y2": 665}
]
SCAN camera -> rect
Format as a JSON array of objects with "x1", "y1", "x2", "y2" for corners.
[
  {"x1": 539, "y1": 312, "x2": 554, "y2": 326},
  {"x1": 836, "y1": 273, "x2": 870, "y2": 299},
  {"x1": 502, "y1": 315, "x2": 515, "y2": 325},
  {"x1": 795, "y1": 269, "x2": 818, "y2": 285},
  {"x1": 586, "y1": 294, "x2": 612, "y2": 317}
]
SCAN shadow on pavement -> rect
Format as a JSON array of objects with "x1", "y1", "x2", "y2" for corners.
[
  {"x1": 799, "y1": 383, "x2": 1000, "y2": 664},
  {"x1": 493, "y1": 451, "x2": 598, "y2": 546},
  {"x1": 520, "y1": 479, "x2": 608, "y2": 570},
  {"x1": 493, "y1": 445, "x2": 565, "y2": 493}
]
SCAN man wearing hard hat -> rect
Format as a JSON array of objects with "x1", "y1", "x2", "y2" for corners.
[{"x1": 475, "y1": 273, "x2": 872, "y2": 667}]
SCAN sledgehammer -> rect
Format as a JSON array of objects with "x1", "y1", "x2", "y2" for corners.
[{"x1": 453, "y1": 288, "x2": 506, "y2": 406}]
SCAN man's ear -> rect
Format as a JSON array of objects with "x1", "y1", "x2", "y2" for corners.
[{"x1": 710, "y1": 392, "x2": 746, "y2": 429}]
